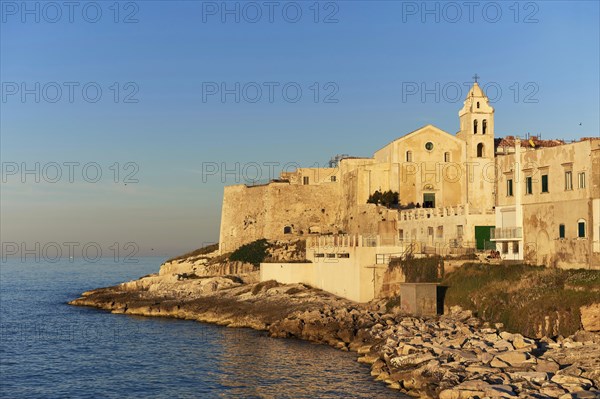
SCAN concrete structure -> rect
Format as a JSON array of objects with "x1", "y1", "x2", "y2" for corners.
[
  {"x1": 260, "y1": 234, "x2": 413, "y2": 302},
  {"x1": 219, "y1": 78, "x2": 599, "y2": 302},
  {"x1": 400, "y1": 283, "x2": 438, "y2": 317}
]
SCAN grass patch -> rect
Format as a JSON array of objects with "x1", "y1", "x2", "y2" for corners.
[
  {"x1": 251, "y1": 280, "x2": 279, "y2": 295},
  {"x1": 230, "y1": 239, "x2": 270, "y2": 267},
  {"x1": 442, "y1": 263, "x2": 600, "y2": 337},
  {"x1": 166, "y1": 243, "x2": 219, "y2": 263}
]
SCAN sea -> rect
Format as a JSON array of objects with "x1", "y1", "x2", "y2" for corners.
[{"x1": 0, "y1": 258, "x2": 406, "y2": 398}]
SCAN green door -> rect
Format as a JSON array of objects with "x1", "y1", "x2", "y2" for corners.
[{"x1": 475, "y1": 226, "x2": 494, "y2": 250}]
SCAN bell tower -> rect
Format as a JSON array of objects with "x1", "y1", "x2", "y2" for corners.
[{"x1": 457, "y1": 75, "x2": 496, "y2": 211}]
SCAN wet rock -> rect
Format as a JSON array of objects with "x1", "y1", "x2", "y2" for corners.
[{"x1": 357, "y1": 354, "x2": 379, "y2": 364}]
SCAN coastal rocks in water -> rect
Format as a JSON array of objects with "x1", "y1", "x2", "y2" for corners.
[
  {"x1": 364, "y1": 306, "x2": 600, "y2": 398},
  {"x1": 70, "y1": 267, "x2": 600, "y2": 399}
]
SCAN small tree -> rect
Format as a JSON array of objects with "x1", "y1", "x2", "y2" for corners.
[
  {"x1": 367, "y1": 190, "x2": 399, "y2": 208},
  {"x1": 367, "y1": 190, "x2": 382, "y2": 205}
]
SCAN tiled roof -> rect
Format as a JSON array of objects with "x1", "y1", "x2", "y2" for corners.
[{"x1": 495, "y1": 135, "x2": 566, "y2": 148}]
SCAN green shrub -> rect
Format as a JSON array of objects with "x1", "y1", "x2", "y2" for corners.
[
  {"x1": 230, "y1": 239, "x2": 270, "y2": 267},
  {"x1": 367, "y1": 190, "x2": 399, "y2": 208}
]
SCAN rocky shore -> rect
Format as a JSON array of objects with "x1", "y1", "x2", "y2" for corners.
[{"x1": 70, "y1": 270, "x2": 600, "y2": 399}]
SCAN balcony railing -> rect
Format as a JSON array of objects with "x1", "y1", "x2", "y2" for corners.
[{"x1": 490, "y1": 227, "x2": 522, "y2": 240}]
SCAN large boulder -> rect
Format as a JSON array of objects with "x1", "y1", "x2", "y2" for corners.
[{"x1": 580, "y1": 304, "x2": 600, "y2": 332}]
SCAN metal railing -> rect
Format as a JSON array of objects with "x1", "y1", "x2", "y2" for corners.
[
  {"x1": 376, "y1": 253, "x2": 402, "y2": 264},
  {"x1": 490, "y1": 227, "x2": 523, "y2": 240}
]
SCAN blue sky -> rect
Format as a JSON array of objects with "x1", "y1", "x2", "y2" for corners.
[{"x1": 1, "y1": 0, "x2": 599, "y2": 258}]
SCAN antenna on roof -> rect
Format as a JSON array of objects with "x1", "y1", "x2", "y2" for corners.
[{"x1": 329, "y1": 154, "x2": 349, "y2": 168}]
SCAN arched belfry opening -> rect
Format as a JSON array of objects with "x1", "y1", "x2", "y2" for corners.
[
  {"x1": 482, "y1": 119, "x2": 487, "y2": 134},
  {"x1": 477, "y1": 143, "x2": 484, "y2": 158},
  {"x1": 473, "y1": 119, "x2": 478, "y2": 134}
]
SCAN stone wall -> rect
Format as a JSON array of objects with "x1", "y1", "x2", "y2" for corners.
[
  {"x1": 219, "y1": 182, "x2": 343, "y2": 253},
  {"x1": 523, "y1": 199, "x2": 595, "y2": 268}
]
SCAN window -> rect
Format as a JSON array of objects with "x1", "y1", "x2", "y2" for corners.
[
  {"x1": 474, "y1": 119, "x2": 478, "y2": 134},
  {"x1": 457, "y1": 225, "x2": 463, "y2": 239},
  {"x1": 578, "y1": 220, "x2": 586, "y2": 238},
  {"x1": 436, "y1": 226, "x2": 444, "y2": 238},
  {"x1": 541, "y1": 174, "x2": 549, "y2": 193},
  {"x1": 398, "y1": 229, "x2": 404, "y2": 241},
  {"x1": 525, "y1": 176, "x2": 533, "y2": 195},
  {"x1": 502, "y1": 242, "x2": 509, "y2": 254},
  {"x1": 444, "y1": 152, "x2": 450, "y2": 162},
  {"x1": 423, "y1": 193, "x2": 435, "y2": 208},
  {"x1": 477, "y1": 101, "x2": 480, "y2": 109},
  {"x1": 477, "y1": 143, "x2": 484, "y2": 158},
  {"x1": 507, "y1": 179, "x2": 514, "y2": 196},
  {"x1": 303, "y1": 176, "x2": 309, "y2": 185},
  {"x1": 482, "y1": 119, "x2": 487, "y2": 134},
  {"x1": 330, "y1": 176, "x2": 337, "y2": 182},
  {"x1": 559, "y1": 224, "x2": 565, "y2": 239},
  {"x1": 337, "y1": 253, "x2": 350, "y2": 258},
  {"x1": 565, "y1": 171, "x2": 573, "y2": 191},
  {"x1": 578, "y1": 172, "x2": 586, "y2": 189},
  {"x1": 314, "y1": 253, "x2": 325, "y2": 258},
  {"x1": 406, "y1": 151, "x2": 412, "y2": 162},
  {"x1": 326, "y1": 253, "x2": 336, "y2": 258},
  {"x1": 283, "y1": 226, "x2": 292, "y2": 234},
  {"x1": 512, "y1": 242, "x2": 519, "y2": 254},
  {"x1": 425, "y1": 142, "x2": 434, "y2": 151}
]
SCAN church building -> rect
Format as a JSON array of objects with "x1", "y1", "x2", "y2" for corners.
[{"x1": 219, "y1": 78, "x2": 600, "y2": 296}]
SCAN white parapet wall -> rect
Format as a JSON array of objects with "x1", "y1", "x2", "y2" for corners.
[
  {"x1": 260, "y1": 242, "x2": 409, "y2": 302},
  {"x1": 260, "y1": 261, "x2": 372, "y2": 302}
]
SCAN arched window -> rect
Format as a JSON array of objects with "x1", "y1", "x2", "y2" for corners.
[
  {"x1": 284, "y1": 226, "x2": 292, "y2": 234},
  {"x1": 444, "y1": 152, "x2": 450, "y2": 162},
  {"x1": 477, "y1": 101, "x2": 480, "y2": 109},
  {"x1": 406, "y1": 151, "x2": 412, "y2": 162},
  {"x1": 477, "y1": 143, "x2": 484, "y2": 158},
  {"x1": 482, "y1": 119, "x2": 487, "y2": 134},
  {"x1": 473, "y1": 119, "x2": 478, "y2": 134}
]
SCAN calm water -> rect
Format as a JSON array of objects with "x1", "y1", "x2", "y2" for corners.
[{"x1": 0, "y1": 258, "x2": 404, "y2": 398}]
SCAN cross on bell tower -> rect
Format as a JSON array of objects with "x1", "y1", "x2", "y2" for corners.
[{"x1": 472, "y1": 73, "x2": 480, "y2": 83}]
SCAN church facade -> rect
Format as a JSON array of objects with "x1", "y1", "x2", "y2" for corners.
[{"x1": 219, "y1": 81, "x2": 600, "y2": 274}]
